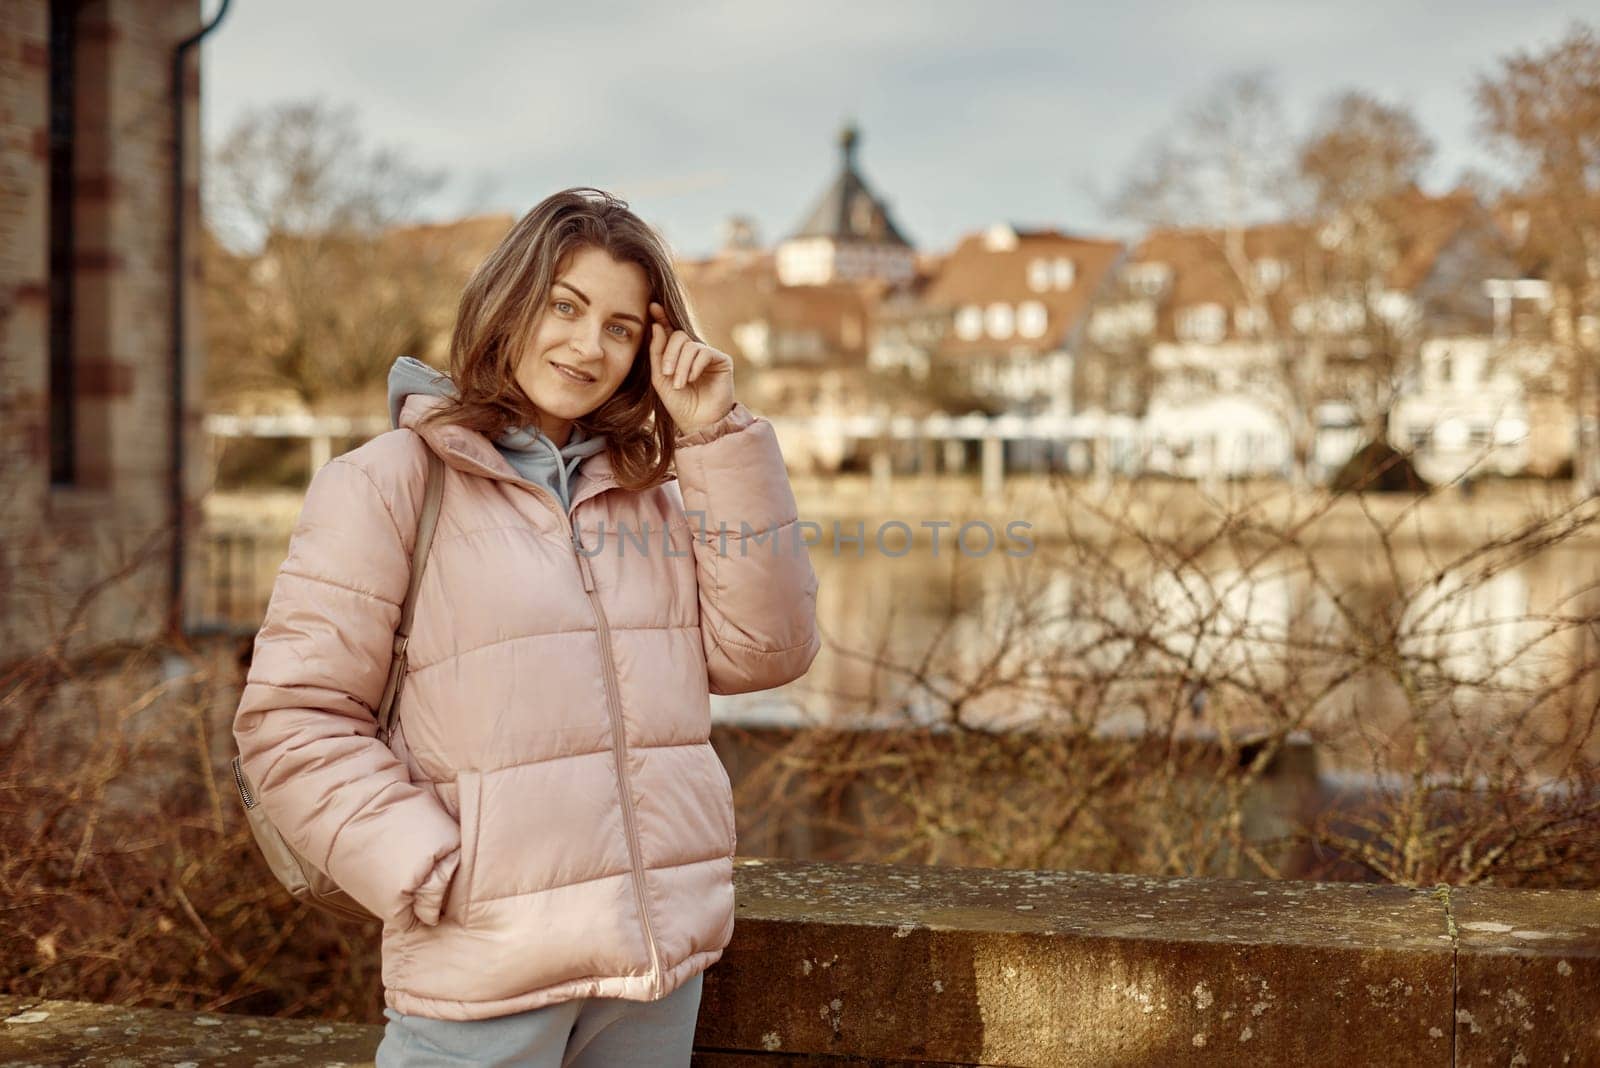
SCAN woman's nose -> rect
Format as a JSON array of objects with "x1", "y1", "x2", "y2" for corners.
[{"x1": 569, "y1": 320, "x2": 605, "y2": 359}]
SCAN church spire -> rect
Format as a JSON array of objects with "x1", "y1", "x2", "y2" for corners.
[
  {"x1": 778, "y1": 123, "x2": 916, "y2": 285},
  {"x1": 839, "y1": 121, "x2": 860, "y2": 172}
]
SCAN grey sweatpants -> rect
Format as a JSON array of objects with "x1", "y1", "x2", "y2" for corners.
[{"x1": 375, "y1": 971, "x2": 704, "y2": 1067}]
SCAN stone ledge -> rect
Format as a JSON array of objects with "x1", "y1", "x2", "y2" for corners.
[
  {"x1": 698, "y1": 859, "x2": 1600, "y2": 1067},
  {"x1": 2, "y1": 858, "x2": 1596, "y2": 1066},
  {"x1": 0, "y1": 996, "x2": 380, "y2": 1066},
  {"x1": 1451, "y1": 886, "x2": 1600, "y2": 1067}
]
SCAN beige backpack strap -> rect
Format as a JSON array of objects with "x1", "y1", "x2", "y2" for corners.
[{"x1": 376, "y1": 449, "x2": 446, "y2": 745}]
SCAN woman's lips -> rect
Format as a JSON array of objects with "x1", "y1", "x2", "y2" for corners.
[{"x1": 552, "y1": 361, "x2": 595, "y2": 384}]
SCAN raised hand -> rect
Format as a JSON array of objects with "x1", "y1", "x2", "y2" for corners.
[{"x1": 648, "y1": 302, "x2": 735, "y2": 435}]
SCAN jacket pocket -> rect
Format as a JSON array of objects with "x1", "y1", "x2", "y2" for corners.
[
  {"x1": 716, "y1": 759, "x2": 738, "y2": 856},
  {"x1": 447, "y1": 770, "x2": 483, "y2": 923}
]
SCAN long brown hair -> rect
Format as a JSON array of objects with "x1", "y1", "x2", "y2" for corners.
[{"x1": 419, "y1": 187, "x2": 703, "y2": 490}]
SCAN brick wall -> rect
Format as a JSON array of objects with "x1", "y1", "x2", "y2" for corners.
[{"x1": 0, "y1": 0, "x2": 204, "y2": 661}]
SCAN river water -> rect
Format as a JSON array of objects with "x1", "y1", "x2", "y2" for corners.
[{"x1": 205, "y1": 478, "x2": 1600, "y2": 775}]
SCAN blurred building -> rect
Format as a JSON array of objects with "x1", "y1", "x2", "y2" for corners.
[
  {"x1": 1077, "y1": 188, "x2": 1565, "y2": 482},
  {"x1": 1, "y1": 0, "x2": 209, "y2": 659},
  {"x1": 686, "y1": 134, "x2": 1141, "y2": 474},
  {"x1": 678, "y1": 125, "x2": 924, "y2": 470},
  {"x1": 679, "y1": 245, "x2": 886, "y2": 473},
  {"x1": 874, "y1": 223, "x2": 1124, "y2": 417},
  {"x1": 776, "y1": 124, "x2": 915, "y2": 288},
  {"x1": 1082, "y1": 220, "x2": 1331, "y2": 479}
]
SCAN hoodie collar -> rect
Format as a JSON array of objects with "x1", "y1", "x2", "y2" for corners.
[
  {"x1": 398, "y1": 392, "x2": 621, "y2": 492},
  {"x1": 386, "y1": 352, "x2": 623, "y2": 515}
]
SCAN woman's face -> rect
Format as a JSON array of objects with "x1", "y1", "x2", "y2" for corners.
[{"x1": 514, "y1": 245, "x2": 651, "y2": 447}]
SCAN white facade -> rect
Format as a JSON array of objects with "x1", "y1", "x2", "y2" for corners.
[
  {"x1": 1141, "y1": 340, "x2": 1364, "y2": 480},
  {"x1": 1389, "y1": 336, "x2": 1543, "y2": 483},
  {"x1": 965, "y1": 349, "x2": 1074, "y2": 414},
  {"x1": 1143, "y1": 340, "x2": 1292, "y2": 477},
  {"x1": 776, "y1": 237, "x2": 916, "y2": 287}
]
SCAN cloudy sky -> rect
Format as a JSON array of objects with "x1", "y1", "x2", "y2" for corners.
[{"x1": 201, "y1": 1, "x2": 1594, "y2": 258}]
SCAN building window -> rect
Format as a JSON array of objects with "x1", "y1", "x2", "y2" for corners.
[
  {"x1": 1028, "y1": 256, "x2": 1076, "y2": 292},
  {"x1": 955, "y1": 304, "x2": 984, "y2": 341},
  {"x1": 1318, "y1": 217, "x2": 1351, "y2": 250},
  {"x1": 985, "y1": 303, "x2": 1015, "y2": 340},
  {"x1": 1027, "y1": 258, "x2": 1051, "y2": 292},
  {"x1": 730, "y1": 320, "x2": 771, "y2": 365},
  {"x1": 1125, "y1": 262, "x2": 1172, "y2": 296},
  {"x1": 48, "y1": 0, "x2": 80, "y2": 485},
  {"x1": 1089, "y1": 300, "x2": 1158, "y2": 345},
  {"x1": 1291, "y1": 296, "x2": 1364, "y2": 335},
  {"x1": 777, "y1": 330, "x2": 824, "y2": 361},
  {"x1": 1017, "y1": 301, "x2": 1048, "y2": 339},
  {"x1": 1235, "y1": 303, "x2": 1267, "y2": 337},
  {"x1": 1290, "y1": 302, "x2": 1313, "y2": 334},
  {"x1": 1374, "y1": 290, "x2": 1415, "y2": 329},
  {"x1": 1176, "y1": 303, "x2": 1227, "y2": 344},
  {"x1": 1436, "y1": 351, "x2": 1454, "y2": 388},
  {"x1": 1253, "y1": 258, "x2": 1286, "y2": 293}
]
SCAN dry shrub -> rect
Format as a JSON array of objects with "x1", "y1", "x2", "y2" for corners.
[
  {"x1": 5, "y1": 464, "x2": 1598, "y2": 1022},
  {"x1": 1, "y1": 634, "x2": 386, "y2": 1020},
  {"x1": 744, "y1": 471, "x2": 1600, "y2": 888}
]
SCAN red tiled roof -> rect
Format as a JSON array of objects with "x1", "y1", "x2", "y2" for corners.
[
  {"x1": 1126, "y1": 189, "x2": 1497, "y2": 342},
  {"x1": 1384, "y1": 187, "x2": 1482, "y2": 291},
  {"x1": 921, "y1": 227, "x2": 1124, "y2": 356},
  {"x1": 1131, "y1": 222, "x2": 1313, "y2": 307},
  {"x1": 678, "y1": 256, "x2": 877, "y2": 364},
  {"x1": 677, "y1": 255, "x2": 777, "y2": 354}
]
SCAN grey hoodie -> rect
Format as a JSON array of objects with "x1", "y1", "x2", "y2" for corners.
[{"x1": 386, "y1": 356, "x2": 608, "y2": 512}]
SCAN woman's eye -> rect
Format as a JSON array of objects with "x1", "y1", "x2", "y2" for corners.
[
  {"x1": 554, "y1": 300, "x2": 575, "y2": 314},
  {"x1": 608, "y1": 324, "x2": 631, "y2": 338}
]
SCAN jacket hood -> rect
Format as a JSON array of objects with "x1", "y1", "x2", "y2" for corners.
[{"x1": 387, "y1": 356, "x2": 609, "y2": 510}]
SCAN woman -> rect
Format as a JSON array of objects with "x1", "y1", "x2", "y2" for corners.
[{"x1": 232, "y1": 187, "x2": 821, "y2": 1066}]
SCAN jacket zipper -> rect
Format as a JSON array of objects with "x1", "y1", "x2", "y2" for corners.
[
  {"x1": 231, "y1": 754, "x2": 257, "y2": 809},
  {"x1": 504, "y1": 475, "x2": 663, "y2": 998},
  {"x1": 572, "y1": 527, "x2": 664, "y2": 998}
]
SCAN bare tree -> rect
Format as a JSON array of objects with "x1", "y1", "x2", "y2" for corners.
[
  {"x1": 1299, "y1": 92, "x2": 1434, "y2": 209},
  {"x1": 1113, "y1": 70, "x2": 1299, "y2": 231},
  {"x1": 1108, "y1": 72, "x2": 1325, "y2": 486},
  {"x1": 1109, "y1": 76, "x2": 1506, "y2": 487},
  {"x1": 735, "y1": 479, "x2": 1600, "y2": 887},
  {"x1": 1476, "y1": 22, "x2": 1600, "y2": 497},
  {"x1": 203, "y1": 99, "x2": 458, "y2": 407},
  {"x1": 1297, "y1": 92, "x2": 1432, "y2": 449}
]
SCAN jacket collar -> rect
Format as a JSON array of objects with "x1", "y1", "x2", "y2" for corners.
[{"x1": 397, "y1": 393, "x2": 654, "y2": 513}]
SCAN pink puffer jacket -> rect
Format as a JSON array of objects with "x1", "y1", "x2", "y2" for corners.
[{"x1": 233, "y1": 395, "x2": 820, "y2": 1020}]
